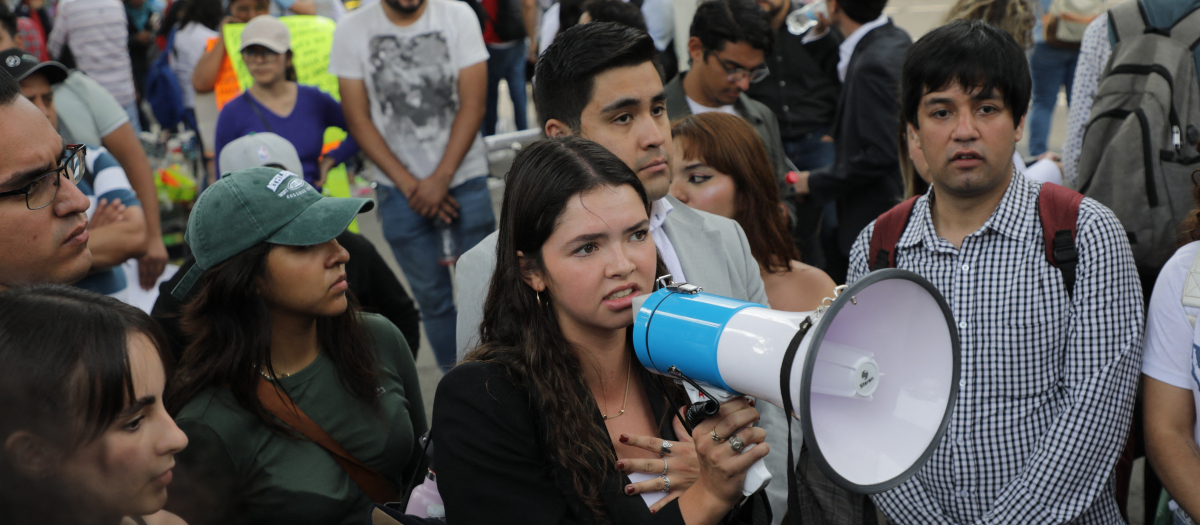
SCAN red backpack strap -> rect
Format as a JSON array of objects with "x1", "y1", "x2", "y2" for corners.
[
  {"x1": 1037, "y1": 183, "x2": 1084, "y2": 297},
  {"x1": 868, "y1": 196, "x2": 920, "y2": 271}
]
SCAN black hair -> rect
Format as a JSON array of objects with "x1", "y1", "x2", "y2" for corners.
[
  {"x1": 557, "y1": 0, "x2": 587, "y2": 38},
  {"x1": 178, "y1": 0, "x2": 224, "y2": 31},
  {"x1": 901, "y1": 19, "x2": 1029, "y2": 130},
  {"x1": 534, "y1": 21, "x2": 660, "y2": 131},
  {"x1": 690, "y1": 0, "x2": 773, "y2": 54},
  {"x1": 583, "y1": 0, "x2": 648, "y2": 33},
  {"x1": 0, "y1": 2, "x2": 17, "y2": 43},
  {"x1": 836, "y1": 0, "x2": 888, "y2": 24},
  {"x1": 471, "y1": 136, "x2": 685, "y2": 523},
  {"x1": 0, "y1": 286, "x2": 173, "y2": 522},
  {"x1": 0, "y1": 66, "x2": 18, "y2": 105}
]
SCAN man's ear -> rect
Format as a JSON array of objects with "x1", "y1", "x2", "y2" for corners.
[
  {"x1": 516, "y1": 250, "x2": 546, "y2": 292},
  {"x1": 687, "y1": 36, "x2": 704, "y2": 65},
  {"x1": 5, "y1": 431, "x2": 58, "y2": 480},
  {"x1": 544, "y1": 119, "x2": 574, "y2": 139},
  {"x1": 906, "y1": 122, "x2": 921, "y2": 149},
  {"x1": 1014, "y1": 114, "x2": 1026, "y2": 143}
]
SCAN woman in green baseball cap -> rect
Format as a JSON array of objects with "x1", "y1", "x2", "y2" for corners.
[{"x1": 163, "y1": 167, "x2": 428, "y2": 524}]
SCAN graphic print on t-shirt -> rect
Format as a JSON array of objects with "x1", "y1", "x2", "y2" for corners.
[{"x1": 369, "y1": 32, "x2": 459, "y2": 173}]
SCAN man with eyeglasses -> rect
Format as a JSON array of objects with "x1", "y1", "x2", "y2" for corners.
[
  {"x1": 664, "y1": 0, "x2": 796, "y2": 199},
  {"x1": 3, "y1": 49, "x2": 148, "y2": 301},
  {"x1": 0, "y1": 67, "x2": 92, "y2": 290},
  {"x1": 788, "y1": 0, "x2": 910, "y2": 284}
]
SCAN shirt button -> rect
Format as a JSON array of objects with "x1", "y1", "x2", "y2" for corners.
[
  {"x1": 959, "y1": 379, "x2": 966, "y2": 388},
  {"x1": 959, "y1": 321, "x2": 967, "y2": 330},
  {"x1": 779, "y1": 80, "x2": 786, "y2": 87},
  {"x1": 957, "y1": 489, "x2": 970, "y2": 498},
  {"x1": 782, "y1": 105, "x2": 789, "y2": 112},
  {"x1": 961, "y1": 264, "x2": 969, "y2": 272},
  {"x1": 956, "y1": 437, "x2": 964, "y2": 445}
]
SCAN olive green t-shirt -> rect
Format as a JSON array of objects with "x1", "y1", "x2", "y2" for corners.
[{"x1": 173, "y1": 314, "x2": 427, "y2": 525}]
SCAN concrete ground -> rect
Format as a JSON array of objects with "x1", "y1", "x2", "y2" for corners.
[{"x1": 359, "y1": 0, "x2": 1143, "y2": 520}]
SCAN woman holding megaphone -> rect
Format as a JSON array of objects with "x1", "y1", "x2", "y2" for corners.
[{"x1": 434, "y1": 137, "x2": 770, "y2": 525}]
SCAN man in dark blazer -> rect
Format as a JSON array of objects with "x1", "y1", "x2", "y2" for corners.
[{"x1": 790, "y1": 0, "x2": 910, "y2": 284}]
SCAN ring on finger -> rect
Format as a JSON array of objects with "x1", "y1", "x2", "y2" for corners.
[
  {"x1": 660, "y1": 475, "x2": 671, "y2": 493},
  {"x1": 659, "y1": 440, "x2": 673, "y2": 456},
  {"x1": 661, "y1": 458, "x2": 668, "y2": 476},
  {"x1": 728, "y1": 434, "x2": 747, "y2": 454},
  {"x1": 710, "y1": 429, "x2": 726, "y2": 443}
]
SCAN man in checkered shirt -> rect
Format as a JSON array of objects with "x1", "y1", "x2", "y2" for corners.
[{"x1": 847, "y1": 20, "x2": 1144, "y2": 524}]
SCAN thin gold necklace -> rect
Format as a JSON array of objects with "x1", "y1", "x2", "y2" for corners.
[{"x1": 602, "y1": 357, "x2": 632, "y2": 420}]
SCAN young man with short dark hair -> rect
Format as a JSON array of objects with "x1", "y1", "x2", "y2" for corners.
[
  {"x1": 850, "y1": 20, "x2": 1142, "y2": 524},
  {"x1": 457, "y1": 23, "x2": 805, "y2": 522},
  {"x1": 0, "y1": 67, "x2": 93, "y2": 290}
]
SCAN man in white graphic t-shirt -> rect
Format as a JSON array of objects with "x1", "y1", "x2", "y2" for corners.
[{"x1": 331, "y1": 0, "x2": 495, "y2": 372}]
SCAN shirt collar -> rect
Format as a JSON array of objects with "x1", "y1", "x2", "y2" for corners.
[
  {"x1": 650, "y1": 197, "x2": 673, "y2": 231},
  {"x1": 903, "y1": 170, "x2": 1036, "y2": 250},
  {"x1": 837, "y1": 13, "x2": 890, "y2": 82}
]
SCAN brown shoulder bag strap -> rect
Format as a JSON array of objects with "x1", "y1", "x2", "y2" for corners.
[{"x1": 256, "y1": 378, "x2": 399, "y2": 503}]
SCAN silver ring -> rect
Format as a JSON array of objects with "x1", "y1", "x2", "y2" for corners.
[
  {"x1": 728, "y1": 434, "x2": 746, "y2": 454},
  {"x1": 659, "y1": 440, "x2": 673, "y2": 456},
  {"x1": 661, "y1": 458, "x2": 668, "y2": 476},
  {"x1": 660, "y1": 475, "x2": 671, "y2": 493}
]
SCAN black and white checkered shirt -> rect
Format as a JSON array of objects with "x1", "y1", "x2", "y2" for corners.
[{"x1": 848, "y1": 173, "x2": 1143, "y2": 524}]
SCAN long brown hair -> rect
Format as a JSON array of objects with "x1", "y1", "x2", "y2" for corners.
[
  {"x1": 943, "y1": 0, "x2": 1035, "y2": 49},
  {"x1": 468, "y1": 137, "x2": 688, "y2": 522},
  {"x1": 672, "y1": 112, "x2": 801, "y2": 272},
  {"x1": 166, "y1": 242, "x2": 379, "y2": 434}
]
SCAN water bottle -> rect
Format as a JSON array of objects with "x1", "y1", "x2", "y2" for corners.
[
  {"x1": 433, "y1": 219, "x2": 458, "y2": 266},
  {"x1": 786, "y1": 0, "x2": 827, "y2": 35},
  {"x1": 404, "y1": 470, "x2": 443, "y2": 517}
]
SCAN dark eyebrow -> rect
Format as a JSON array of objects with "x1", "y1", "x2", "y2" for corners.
[
  {"x1": 624, "y1": 219, "x2": 650, "y2": 234},
  {"x1": 922, "y1": 96, "x2": 954, "y2": 107},
  {"x1": 0, "y1": 145, "x2": 66, "y2": 190},
  {"x1": 683, "y1": 162, "x2": 708, "y2": 171},
  {"x1": 566, "y1": 232, "x2": 608, "y2": 245},
  {"x1": 118, "y1": 396, "x2": 156, "y2": 419},
  {"x1": 599, "y1": 97, "x2": 641, "y2": 115}
]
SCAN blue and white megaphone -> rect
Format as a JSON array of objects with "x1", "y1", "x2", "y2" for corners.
[{"x1": 631, "y1": 269, "x2": 960, "y2": 494}]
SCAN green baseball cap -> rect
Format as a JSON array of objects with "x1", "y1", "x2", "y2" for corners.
[{"x1": 171, "y1": 167, "x2": 374, "y2": 299}]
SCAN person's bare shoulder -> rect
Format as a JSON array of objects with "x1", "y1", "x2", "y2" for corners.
[{"x1": 762, "y1": 261, "x2": 837, "y2": 312}]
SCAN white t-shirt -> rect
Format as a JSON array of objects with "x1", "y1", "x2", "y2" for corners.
[
  {"x1": 1142, "y1": 241, "x2": 1200, "y2": 448},
  {"x1": 172, "y1": 22, "x2": 220, "y2": 109},
  {"x1": 330, "y1": 0, "x2": 490, "y2": 188},
  {"x1": 685, "y1": 95, "x2": 739, "y2": 117}
]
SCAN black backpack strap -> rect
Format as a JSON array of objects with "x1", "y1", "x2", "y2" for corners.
[
  {"x1": 868, "y1": 196, "x2": 920, "y2": 271},
  {"x1": 1037, "y1": 183, "x2": 1085, "y2": 298}
]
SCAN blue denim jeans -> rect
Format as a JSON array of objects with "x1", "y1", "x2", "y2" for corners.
[
  {"x1": 781, "y1": 126, "x2": 835, "y2": 172},
  {"x1": 484, "y1": 41, "x2": 529, "y2": 136},
  {"x1": 375, "y1": 176, "x2": 496, "y2": 371},
  {"x1": 1028, "y1": 42, "x2": 1079, "y2": 156}
]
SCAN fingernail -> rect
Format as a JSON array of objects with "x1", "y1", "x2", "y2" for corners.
[
  {"x1": 616, "y1": 461, "x2": 625, "y2": 470},
  {"x1": 625, "y1": 486, "x2": 635, "y2": 495},
  {"x1": 619, "y1": 434, "x2": 629, "y2": 443},
  {"x1": 650, "y1": 509, "x2": 656, "y2": 514},
  {"x1": 749, "y1": 398, "x2": 756, "y2": 407}
]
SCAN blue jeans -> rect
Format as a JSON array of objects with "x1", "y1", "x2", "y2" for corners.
[
  {"x1": 1028, "y1": 42, "x2": 1079, "y2": 156},
  {"x1": 484, "y1": 41, "x2": 529, "y2": 136},
  {"x1": 375, "y1": 176, "x2": 496, "y2": 371},
  {"x1": 782, "y1": 126, "x2": 835, "y2": 172}
]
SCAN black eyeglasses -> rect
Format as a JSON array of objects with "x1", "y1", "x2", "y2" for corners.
[
  {"x1": 0, "y1": 144, "x2": 85, "y2": 210},
  {"x1": 710, "y1": 52, "x2": 770, "y2": 84}
]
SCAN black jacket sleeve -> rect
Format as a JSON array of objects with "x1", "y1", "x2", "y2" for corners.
[
  {"x1": 338, "y1": 232, "x2": 422, "y2": 355},
  {"x1": 433, "y1": 362, "x2": 686, "y2": 525}
]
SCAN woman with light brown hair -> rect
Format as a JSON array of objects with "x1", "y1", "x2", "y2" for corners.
[{"x1": 670, "y1": 112, "x2": 836, "y2": 311}]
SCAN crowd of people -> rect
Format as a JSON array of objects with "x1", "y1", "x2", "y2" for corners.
[{"x1": 1, "y1": 0, "x2": 1199, "y2": 523}]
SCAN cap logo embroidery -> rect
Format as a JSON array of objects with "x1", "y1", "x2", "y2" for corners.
[
  {"x1": 266, "y1": 170, "x2": 297, "y2": 191},
  {"x1": 5, "y1": 56, "x2": 19, "y2": 67},
  {"x1": 279, "y1": 178, "x2": 311, "y2": 199},
  {"x1": 257, "y1": 145, "x2": 270, "y2": 161}
]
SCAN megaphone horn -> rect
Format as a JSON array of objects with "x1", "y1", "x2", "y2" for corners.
[{"x1": 632, "y1": 269, "x2": 960, "y2": 494}]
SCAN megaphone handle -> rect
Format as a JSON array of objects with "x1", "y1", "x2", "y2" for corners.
[{"x1": 740, "y1": 453, "x2": 772, "y2": 497}]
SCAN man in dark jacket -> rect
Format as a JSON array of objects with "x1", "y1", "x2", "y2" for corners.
[{"x1": 790, "y1": 0, "x2": 910, "y2": 283}]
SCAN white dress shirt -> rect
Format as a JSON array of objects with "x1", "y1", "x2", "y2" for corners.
[
  {"x1": 650, "y1": 198, "x2": 687, "y2": 283},
  {"x1": 836, "y1": 13, "x2": 889, "y2": 82}
]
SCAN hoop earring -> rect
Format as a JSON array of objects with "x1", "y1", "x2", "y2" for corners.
[{"x1": 536, "y1": 290, "x2": 543, "y2": 307}]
